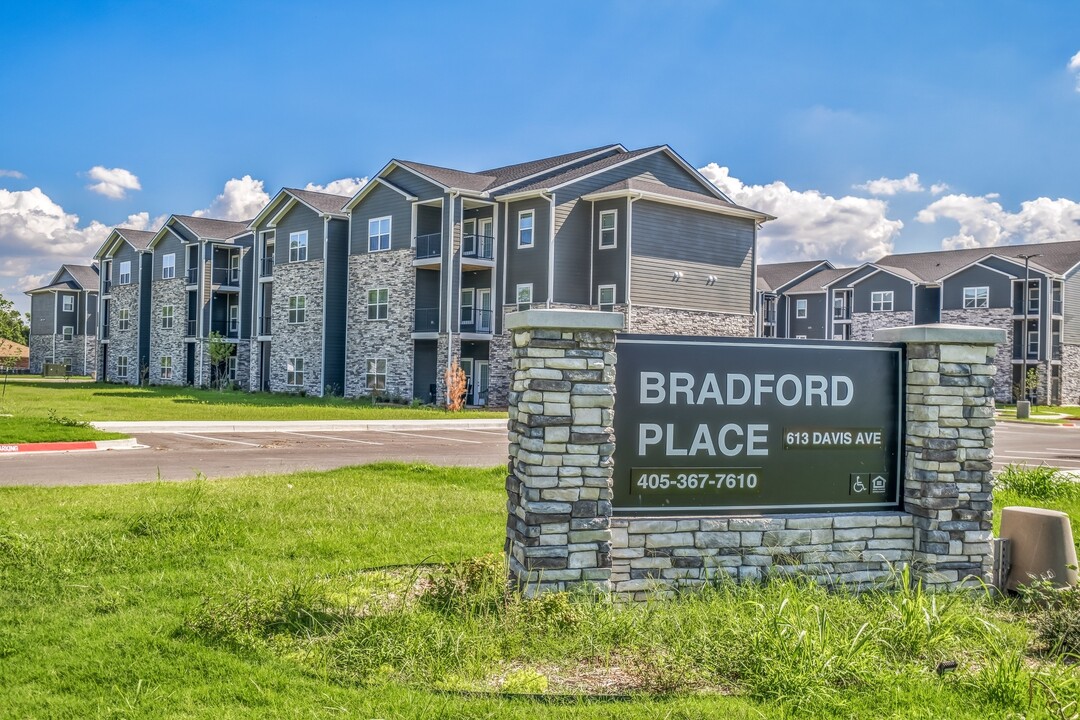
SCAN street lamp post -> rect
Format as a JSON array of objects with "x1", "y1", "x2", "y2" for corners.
[{"x1": 1017, "y1": 253, "x2": 1042, "y2": 417}]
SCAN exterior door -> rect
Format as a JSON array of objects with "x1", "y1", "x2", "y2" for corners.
[
  {"x1": 459, "y1": 358, "x2": 473, "y2": 405},
  {"x1": 479, "y1": 218, "x2": 493, "y2": 258},
  {"x1": 474, "y1": 360, "x2": 489, "y2": 406},
  {"x1": 462, "y1": 219, "x2": 475, "y2": 255},
  {"x1": 477, "y1": 288, "x2": 492, "y2": 332}
]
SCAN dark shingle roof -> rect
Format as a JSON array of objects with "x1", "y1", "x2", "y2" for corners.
[
  {"x1": 174, "y1": 215, "x2": 253, "y2": 240},
  {"x1": 877, "y1": 240, "x2": 1080, "y2": 281},
  {"x1": 585, "y1": 177, "x2": 752, "y2": 211},
  {"x1": 285, "y1": 187, "x2": 350, "y2": 214},
  {"x1": 500, "y1": 146, "x2": 662, "y2": 195},
  {"x1": 757, "y1": 260, "x2": 832, "y2": 293},
  {"x1": 479, "y1": 144, "x2": 622, "y2": 189},
  {"x1": 115, "y1": 227, "x2": 156, "y2": 250},
  {"x1": 786, "y1": 267, "x2": 858, "y2": 294},
  {"x1": 62, "y1": 264, "x2": 99, "y2": 291},
  {"x1": 395, "y1": 160, "x2": 495, "y2": 193}
]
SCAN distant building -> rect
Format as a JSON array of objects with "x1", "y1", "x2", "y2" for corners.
[
  {"x1": 0, "y1": 338, "x2": 29, "y2": 370},
  {"x1": 25, "y1": 264, "x2": 99, "y2": 375}
]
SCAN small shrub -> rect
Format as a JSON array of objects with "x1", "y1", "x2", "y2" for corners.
[
  {"x1": 995, "y1": 464, "x2": 1079, "y2": 501},
  {"x1": 1019, "y1": 581, "x2": 1080, "y2": 657},
  {"x1": 500, "y1": 668, "x2": 548, "y2": 694},
  {"x1": 46, "y1": 408, "x2": 89, "y2": 428},
  {"x1": 422, "y1": 554, "x2": 505, "y2": 613}
]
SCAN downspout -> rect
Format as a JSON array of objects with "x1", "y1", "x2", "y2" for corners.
[
  {"x1": 51, "y1": 289, "x2": 57, "y2": 366},
  {"x1": 446, "y1": 191, "x2": 459, "y2": 376},
  {"x1": 751, "y1": 221, "x2": 759, "y2": 336},
  {"x1": 321, "y1": 217, "x2": 330, "y2": 397},
  {"x1": 501, "y1": 201, "x2": 508, "y2": 318},
  {"x1": 589, "y1": 202, "x2": 595, "y2": 305},
  {"x1": 543, "y1": 191, "x2": 555, "y2": 308},
  {"x1": 626, "y1": 193, "x2": 641, "y2": 330}
]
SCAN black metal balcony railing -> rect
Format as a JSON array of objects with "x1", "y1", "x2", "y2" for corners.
[
  {"x1": 101, "y1": 324, "x2": 109, "y2": 339},
  {"x1": 186, "y1": 267, "x2": 198, "y2": 284},
  {"x1": 415, "y1": 233, "x2": 442, "y2": 260},
  {"x1": 259, "y1": 316, "x2": 272, "y2": 335},
  {"x1": 833, "y1": 307, "x2": 850, "y2": 320},
  {"x1": 1053, "y1": 300, "x2": 1063, "y2": 315},
  {"x1": 763, "y1": 310, "x2": 776, "y2": 324},
  {"x1": 102, "y1": 280, "x2": 112, "y2": 294},
  {"x1": 414, "y1": 307, "x2": 440, "y2": 332},
  {"x1": 210, "y1": 319, "x2": 240, "y2": 338},
  {"x1": 462, "y1": 234, "x2": 495, "y2": 261},
  {"x1": 1013, "y1": 299, "x2": 1040, "y2": 314},
  {"x1": 212, "y1": 267, "x2": 240, "y2": 285},
  {"x1": 261, "y1": 257, "x2": 274, "y2": 277},
  {"x1": 461, "y1": 308, "x2": 493, "y2": 333},
  {"x1": 186, "y1": 319, "x2": 197, "y2": 337}
]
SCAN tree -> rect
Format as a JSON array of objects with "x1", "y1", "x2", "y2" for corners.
[
  {"x1": 0, "y1": 292, "x2": 28, "y2": 345},
  {"x1": 207, "y1": 331, "x2": 235, "y2": 391},
  {"x1": 444, "y1": 359, "x2": 467, "y2": 412}
]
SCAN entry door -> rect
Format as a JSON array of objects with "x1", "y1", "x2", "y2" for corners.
[
  {"x1": 479, "y1": 218, "x2": 493, "y2": 258},
  {"x1": 459, "y1": 358, "x2": 474, "y2": 405},
  {"x1": 476, "y1": 288, "x2": 492, "y2": 332},
  {"x1": 462, "y1": 219, "x2": 476, "y2": 255},
  {"x1": 474, "y1": 361, "x2": 490, "y2": 406}
]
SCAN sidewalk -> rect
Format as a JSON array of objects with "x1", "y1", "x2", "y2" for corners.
[{"x1": 91, "y1": 418, "x2": 508, "y2": 433}]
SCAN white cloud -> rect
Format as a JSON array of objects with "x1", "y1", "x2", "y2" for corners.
[
  {"x1": 1069, "y1": 50, "x2": 1080, "y2": 91},
  {"x1": 194, "y1": 175, "x2": 269, "y2": 221},
  {"x1": 15, "y1": 272, "x2": 50, "y2": 291},
  {"x1": 700, "y1": 163, "x2": 903, "y2": 265},
  {"x1": 916, "y1": 193, "x2": 1080, "y2": 250},
  {"x1": 0, "y1": 169, "x2": 25, "y2": 179},
  {"x1": 304, "y1": 177, "x2": 368, "y2": 197},
  {"x1": 854, "y1": 173, "x2": 924, "y2": 196},
  {"x1": 930, "y1": 183, "x2": 950, "y2": 196},
  {"x1": 85, "y1": 166, "x2": 142, "y2": 199}
]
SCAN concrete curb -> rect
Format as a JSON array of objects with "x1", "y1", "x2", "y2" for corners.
[
  {"x1": 91, "y1": 418, "x2": 508, "y2": 434},
  {"x1": 0, "y1": 437, "x2": 141, "y2": 454}
]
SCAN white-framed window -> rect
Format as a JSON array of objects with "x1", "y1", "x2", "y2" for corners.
[
  {"x1": 227, "y1": 355, "x2": 237, "y2": 381},
  {"x1": 1028, "y1": 330, "x2": 1040, "y2": 357},
  {"x1": 117, "y1": 308, "x2": 130, "y2": 331},
  {"x1": 289, "y1": 231, "x2": 308, "y2": 263},
  {"x1": 368, "y1": 216, "x2": 391, "y2": 252},
  {"x1": 366, "y1": 358, "x2": 387, "y2": 392},
  {"x1": 161, "y1": 305, "x2": 174, "y2": 330},
  {"x1": 795, "y1": 298, "x2": 808, "y2": 318},
  {"x1": 460, "y1": 288, "x2": 474, "y2": 325},
  {"x1": 119, "y1": 261, "x2": 131, "y2": 285},
  {"x1": 518, "y1": 210, "x2": 534, "y2": 248},
  {"x1": 62, "y1": 295, "x2": 74, "y2": 312},
  {"x1": 286, "y1": 357, "x2": 304, "y2": 387},
  {"x1": 598, "y1": 284, "x2": 616, "y2": 312},
  {"x1": 228, "y1": 304, "x2": 239, "y2": 332},
  {"x1": 963, "y1": 286, "x2": 988, "y2": 309},
  {"x1": 229, "y1": 251, "x2": 240, "y2": 283},
  {"x1": 116, "y1": 355, "x2": 129, "y2": 379},
  {"x1": 870, "y1": 291, "x2": 894, "y2": 312},
  {"x1": 1028, "y1": 282, "x2": 1040, "y2": 313},
  {"x1": 288, "y1": 295, "x2": 306, "y2": 324},
  {"x1": 62, "y1": 325, "x2": 74, "y2": 341},
  {"x1": 162, "y1": 253, "x2": 175, "y2": 280},
  {"x1": 160, "y1": 356, "x2": 173, "y2": 380},
  {"x1": 516, "y1": 283, "x2": 533, "y2": 310},
  {"x1": 599, "y1": 210, "x2": 617, "y2": 248},
  {"x1": 367, "y1": 288, "x2": 389, "y2": 320}
]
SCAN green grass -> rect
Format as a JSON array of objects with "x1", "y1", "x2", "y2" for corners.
[
  {"x1": 0, "y1": 415, "x2": 127, "y2": 443},
  {"x1": 0, "y1": 379, "x2": 507, "y2": 424},
  {"x1": 3, "y1": 462, "x2": 1079, "y2": 718}
]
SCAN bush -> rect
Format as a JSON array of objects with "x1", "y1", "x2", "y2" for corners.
[
  {"x1": 995, "y1": 464, "x2": 1080, "y2": 501},
  {"x1": 1019, "y1": 581, "x2": 1080, "y2": 657}
]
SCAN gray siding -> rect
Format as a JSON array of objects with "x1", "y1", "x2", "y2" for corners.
[
  {"x1": 385, "y1": 166, "x2": 443, "y2": 201},
  {"x1": 832, "y1": 265, "x2": 877, "y2": 289},
  {"x1": 915, "y1": 286, "x2": 940, "y2": 325},
  {"x1": 1064, "y1": 270, "x2": 1080, "y2": 345},
  {"x1": 152, "y1": 232, "x2": 186, "y2": 280},
  {"x1": 138, "y1": 254, "x2": 152, "y2": 368},
  {"x1": 86, "y1": 292, "x2": 97, "y2": 334},
  {"x1": 503, "y1": 196, "x2": 551, "y2": 306},
  {"x1": 168, "y1": 222, "x2": 198, "y2": 244},
  {"x1": 349, "y1": 182, "x2": 413, "y2": 255},
  {"x1": 941, "y1": 265, "x2": 1013, "y2": 310},
  {"x1": 30, "y1": 293, "x2": 54, "y2": 336},
  {"x1": 111, "y1": 243, "x2": 141, "y2": 286},
  {"x1": 852, "y1": 272, "x2": 914, "y2": 313},
  {"x1": 274, "y1": 201, "x2": 325, "y2": 263},
  {"x1": 788, "y1": 292, "x2": 828, "y2": 338},
  {"x1": 621, "y1": 152, "x2": 713, "y2": 195},
  {"x1": 591, "y1": 198, "x2": 628, "y2": 304},
  {"x1": 628, "y1": 200, "x2": 754, "y2": 314},
  {"x1": 324, "y1": 217, "x2": 349, "y2": 392}
]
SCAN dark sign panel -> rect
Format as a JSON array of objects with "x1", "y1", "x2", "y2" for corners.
[{"x1": 612, "y1": 335, "x2": 904, "y2": 515}]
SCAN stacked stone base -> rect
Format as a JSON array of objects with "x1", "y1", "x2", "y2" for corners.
[{"x1": 611, "y1": 513, "x2": 914, "y2": 599}]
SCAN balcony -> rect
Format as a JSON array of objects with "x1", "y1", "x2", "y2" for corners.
[
  {"x1": 259, "y1": 316, "x2": 272, "y2": 336},
  {"x1": 461, "y1": 308, "x2": 493, "y2": 334},
  {"x1": 1053, "y1": 344, "x2": 1062, "y2": 361},
  {"x1": 261, "y1": 257, "x2": 274, "y2": 278},
  {"x1": 101, "y1": 323, "x2": 109, "y2": 339},
  {"x1": 462, "y1": 234, "x2": 495, "y2": 261},
  {"x1": 1053, "y1": 299, "x2": 1063, "y2": 315},
  {"x1": 186, "y1": 267, "x2": 198, "y2": 285},
  {"x1": 212, "y1": 267, "x2": 241, "y2": 286},
  {"x1": 415, "y1": 233, "x2": 442, "y2": 260},
  {"x1": 210, "y1": 319, "x2": 240, "y2": 339},
  {"x1": 1013, "y1": 298, "x2": 1039, "y2": 315},
  {"x1": 414, "y1": 307, "x2": 440, "y2": 333},
  {"x1": 186, "y1": 319, "x2": 197, "y2": 337},
  {"x1": 102, "y1": 280, "x2": 112, "y2": 294},
  {"x1": 833, "y1": 307, "x2": 850, "y2": 320}
]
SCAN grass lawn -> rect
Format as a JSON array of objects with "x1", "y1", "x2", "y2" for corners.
[
  {"x1": 0, "y1": 379, "x2": 507, "y2": 426},
  {"x1": 0, "y1": 416, "x2": 128, "y2": 444},
  {"x1": 2, "y1": 462, "x2": 1078, "y2": 719}
]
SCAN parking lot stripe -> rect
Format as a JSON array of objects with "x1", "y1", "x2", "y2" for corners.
[
  {"x1": 172, "y1": 432, "x2": 261, "y2": 447},
  {"x1": 457, "y1": 428, "x2": 507, "y2": 436},
  {"x1": 282, "y1": 431, "x2": 383, "y2": 445},
  {"x1": 372, "y1": 430, "x2": 483, "y2": 444}
]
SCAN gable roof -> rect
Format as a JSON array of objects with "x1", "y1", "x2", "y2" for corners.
[
  {"x1": 94, "y1": 226, "x2": 156, "y2": 260},
  {"x1": 876, "y1": 239, "x2": 1080, "y2": 282},
  {"x1": 757, "y1": 260, "x2": 833, "y2": 293},
  {"x1": 785, "y1": 267, "x2": 859, "y2": 294},
  {"x1": 172, "y1": 214, "x2": 253, "y2": 240},
  {"x1": 498, "y1": 146, "x2": 663, "y2": 195},
  {"x1": 285, "y1": 187, "x2": 350, "y2": 214},
  {"x1": 60, "y1": 264, "x2": 100, "y2": 291},
  {"x1": 580, "y1": 177, "x2": 772, "y2": 221}
]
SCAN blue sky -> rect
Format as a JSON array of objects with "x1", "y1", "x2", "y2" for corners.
[{"x1": 2, "y1": 0, "x2": 1079, "y2": 312}]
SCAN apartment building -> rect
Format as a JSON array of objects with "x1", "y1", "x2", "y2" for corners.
[
  {"x1": 25, "y1": 264, "x2": 99, "y2": 375},
  {"x1": 144, "y1": 215, "x2": 255, "y2": 387},
  {"x1": 758, "y1": 240, "x2": 1080, "y2": 404}
]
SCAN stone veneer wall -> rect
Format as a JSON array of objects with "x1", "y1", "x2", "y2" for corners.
[
  {"x1": 629, "y1": 305, "x2": 753, "y2": 337},
  {"x1": 486, "y1": 330, "x2": 512, "y2": 408},
  {"x1": 941, "y1": 308, "x2": 1013, "y2": 402},
  {"x1": 28, "y1": 335, "x2": 51, "y2": 374},
  {"x1": 1061, "y1": 344, "x2": 1080, "y2": 406},
  {"x1": 271, "y1": 261, "x2": 325, "y2": 395},
  {"x1": 850, "y1": 310, "x2": 913, "y2": 341},
  {"x1": 506, "y1": 314, "x2": 1003, "y2": 598},
  {"x1": 196, "y1": 339, "x2": 251, "y2": 390},
  {"x1": 150, "y1": 278, "x2": 188, "y2": 386},
  {"x1": 346, "y1": 250, "x2": 415, "y2": 399},
  {"x1": 104, "y1": 284, "x2": 140, "y2": 384}
]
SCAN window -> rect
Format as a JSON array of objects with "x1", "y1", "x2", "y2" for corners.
[
  {"x1": 368, "y1": 216, "x2": 391, "y2": 252},
  {"x1": 116, "y1": 356, "x2": 129, "y2": 379},
  {"x1": 516, "y1": 283, "x2": 533, "y2": 310},
  {"x1": 160, "y1": 356, "x2": 173, "y2": 380},
  {"x1": 289, "y1": 231, "x2": 308, "y2": 262},
  {"x1": 795, "y1": 298, "x2": 808, "y2": 318},
  {"x1": 963, "y1": 286, "x2": 988, "y2": 309},
  {"x1": 162, "y1": 253, "x2": 175, "y2": 280},
  {"x1": 62, "y1": 295, "x2": 74, "y2": 312},
  {"x1": 1028, "y1": 282, "x2": 1040, "y2": 313},
  {"x1": 62, "y1": 325, "x2": 74, "y2": 341},
  {"x1": 161, "y1": 305, "x2": 174, "y2": 330},
  {"x1": 367, "y1": 288, "x2": 389, "y2": 320},
  {"x1": 366, "y1": 359, "x2": 387, "y2": 392},
  {"x1": 1028, "y1": 330, "x2": 1040, "y2": 357},
  {"x1": 229, "y1": 304, "x2": 239, "y2": 332},
  {"x1": 229, "y1": 252, "x2": 240, "y2": 282},
  {"x1": 518, "y1": 210, "x2": 534, "y2": 248},
  {"x1": 870, "y1": 291, "x2": 893, "y2": 312},
  {"x1": 227, "y1": 355, "x2": 237, "y2": 382},
  {"x1": 286, "y1": 357, "x2": 304, "y2": 387},
  {"x1": 288, "y1": 295, "x2": 306, "y2": 324},
  {"x1": 119, "y1": 261, "x2": 131, "y2": 285},
  {"x1": 598, "y1": 284, "x2": 616, "y2": 312},
  {"x1": 117, "y1": 308, "x2": 130, "y2": 331},
  {"x1": 599, "y1": 210, "x2": 617, "y2": 248},
  {"x1": 460, "y1": 288, "x2": 474, "y2": 325}
]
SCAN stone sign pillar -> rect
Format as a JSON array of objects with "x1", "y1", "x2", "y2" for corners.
[
  {"x1": 504, "y1": 309, "x2": 624, "y2": 595},
  {"x1": 875, "y1": 324, "x2": 1006, "y2": 590}
]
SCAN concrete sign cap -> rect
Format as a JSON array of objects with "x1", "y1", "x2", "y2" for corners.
[
  {"x1": 873, "y1": 323, "x2": 1006, "y2": 345},
  {"x1": 505, "y1": 309, "x2": 625, "y2": 331}
]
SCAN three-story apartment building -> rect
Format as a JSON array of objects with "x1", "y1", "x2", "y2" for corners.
[
  {"x1": 25, "y1": 264, "x2": 99, "y2": 375},
  {"x1": 95, "y1": 228, "x2": 155, "y2": 383}
]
